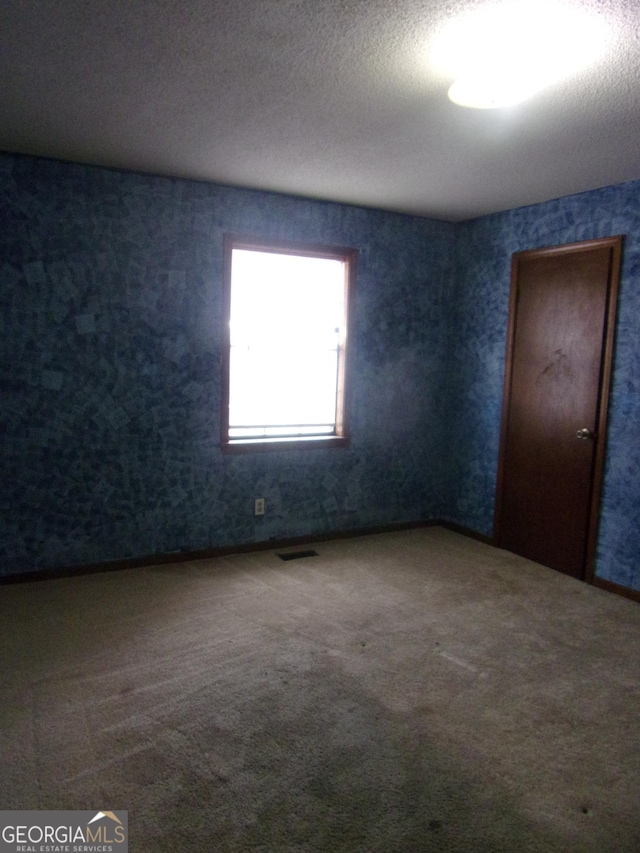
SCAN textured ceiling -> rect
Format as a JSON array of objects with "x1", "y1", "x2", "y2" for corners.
[{"x1": 1, "y1": 0, "x2": 640, "y2": 220}]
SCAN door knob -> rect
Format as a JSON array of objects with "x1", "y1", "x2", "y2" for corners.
[{"x1": 576, "y1": 428, "x2": 595, "y2": 440}]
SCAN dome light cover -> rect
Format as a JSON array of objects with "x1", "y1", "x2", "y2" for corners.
[{"x1": 431, "y1": 1, "x2": 608, "y2": 109}]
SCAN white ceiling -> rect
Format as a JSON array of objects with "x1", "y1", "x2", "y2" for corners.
[{"x1": 2, "y1": 0, "x2": 640, "y2": 221}]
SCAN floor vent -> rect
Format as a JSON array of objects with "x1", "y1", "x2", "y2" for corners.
[{"x1": 277, "y1": 549, "x2": 319, "y2": 562}]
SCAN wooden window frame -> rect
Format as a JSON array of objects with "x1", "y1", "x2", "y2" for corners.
[{"x1": 221, "y1": 235, "x2": 356, "y2": 454}]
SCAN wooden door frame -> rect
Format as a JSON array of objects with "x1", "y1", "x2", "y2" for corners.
[{"x1": 493, "y1": 236, "x2": 623, "y2": 583}]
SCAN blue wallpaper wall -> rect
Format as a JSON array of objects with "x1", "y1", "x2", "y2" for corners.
[
  {"x1": 1, "y1": 153, "x2": 638, "y2": 590},
  {"x1": 444, "y1": 181, "x2": 640, "y2": 591},
  {"x1": 0, "y1": 153, "x2": 454, "y2": 575}
]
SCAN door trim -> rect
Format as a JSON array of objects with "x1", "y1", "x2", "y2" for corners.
[{"x1": 493, "y1": 236, "x2": 623, "y2": 583}]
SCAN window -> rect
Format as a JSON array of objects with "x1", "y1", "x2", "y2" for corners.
[{"x1": 222, "y1": 236, "x2": 356, "y2": 451}]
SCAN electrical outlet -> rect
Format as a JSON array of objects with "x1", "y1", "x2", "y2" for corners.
[{"x1": 254, "y1": 498, "x2": 265, "y2": 516}]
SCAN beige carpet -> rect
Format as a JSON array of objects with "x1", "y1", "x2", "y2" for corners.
[{"x1": 1, "y1": 527, "x2": 639, "y2": 852}]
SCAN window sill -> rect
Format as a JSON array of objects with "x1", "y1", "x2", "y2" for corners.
[{"x1": 221, "y1": 435, "x2": 350, "y2": 454}]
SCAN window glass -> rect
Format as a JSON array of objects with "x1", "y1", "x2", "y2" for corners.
[{"x1": 222, "y1": 239, "x2": 355, "y2": 450}]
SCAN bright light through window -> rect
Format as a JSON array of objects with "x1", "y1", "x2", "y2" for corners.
[{"x1": 222, "y1": 239, "x2": 355, "y2": 448}]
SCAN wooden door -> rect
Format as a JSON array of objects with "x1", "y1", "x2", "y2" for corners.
[{"x1": 494, "y1": 237, "x2": 622, "y2": 580}]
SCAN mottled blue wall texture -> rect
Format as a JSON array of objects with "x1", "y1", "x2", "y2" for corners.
[
  {"x1": 0, "y1": 154, "x2": 454, "y2": 575},
  {"x1": 444, "y1": 182, "x2": 640, "y2": 591},
  {"x1": 1, "y1": 153, "x2": 639, "y2": 591}
]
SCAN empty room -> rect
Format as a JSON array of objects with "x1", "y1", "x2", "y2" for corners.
[{"x1": 1, "y1": 1, "x2": 639, "y2": 851}]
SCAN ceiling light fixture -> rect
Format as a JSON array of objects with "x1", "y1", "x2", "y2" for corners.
[{"x1": 431, "y1": 1, "x2": 608, "y2": 109}]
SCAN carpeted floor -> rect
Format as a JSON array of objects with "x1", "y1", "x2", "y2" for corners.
[{"x1": 1, "y1": 527, "x2": 639, "y2": 851}]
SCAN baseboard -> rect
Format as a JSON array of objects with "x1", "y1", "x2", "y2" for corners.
[
  {"x1": 4, "y1": 521, "x2": 637, "y2": 606},
  {"x1": 0, "y1": 518, "x2": 442, "y2": 584},
  {"x1": 437, "y1": 523, "x2": 640, "y2": 605},
  {"x1": 432, "y1": 519, "x2": 494, "y2": 546},
  {"x1": 592, "y1": 576, "x2": 640, "y2": 603}
]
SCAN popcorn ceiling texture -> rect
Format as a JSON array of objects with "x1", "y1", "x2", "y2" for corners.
[
  {"x1": 1, "y1": 152, "x2": 639, "y2": 591},
  {"x1": 1, "y1": 0, "x2": 640, "y2": 220}
]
